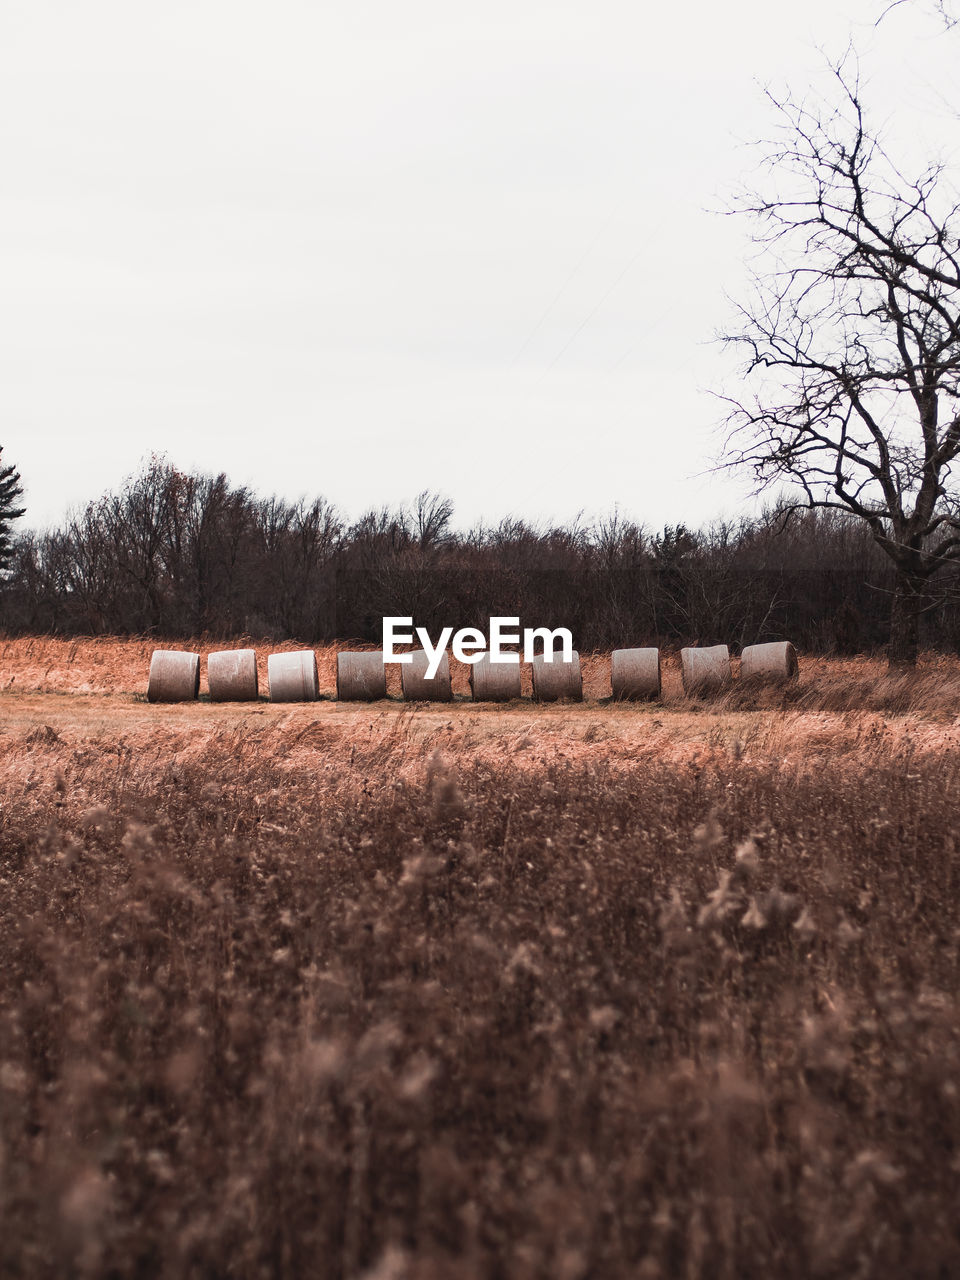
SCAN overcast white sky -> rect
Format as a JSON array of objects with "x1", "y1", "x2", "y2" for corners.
[{"x1": 2, "y1": 0, "x2": 957, "y2": 532}]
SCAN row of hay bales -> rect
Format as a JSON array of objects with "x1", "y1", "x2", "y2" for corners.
[{"x1": 147, "y1": 642, "x2": 798, "y2": 703}]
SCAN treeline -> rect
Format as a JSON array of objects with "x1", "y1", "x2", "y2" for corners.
[{"x1": 7, "y1": 457, "x2": 960, "y2": 652}]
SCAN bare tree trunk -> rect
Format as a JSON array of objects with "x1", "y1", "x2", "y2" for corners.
[{"x1": 888, "y1": 570, "x2": 926, "y2": 667}]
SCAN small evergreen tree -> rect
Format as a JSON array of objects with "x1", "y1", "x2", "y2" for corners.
[{"x1": 0, "y1": 448, "x2": 26, "y2": 569}]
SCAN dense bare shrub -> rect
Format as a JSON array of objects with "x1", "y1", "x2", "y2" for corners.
[{"x1": 17, "y1": 457, "x2": 960, "y2": 653}]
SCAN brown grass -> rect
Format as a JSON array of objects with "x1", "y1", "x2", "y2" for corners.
[
  {"x1": 1, "y1": 637, "x2": 960, "y2": 1275},
  {"x1": 6, "y1": 632, "x2": 960, "y2": 716}
]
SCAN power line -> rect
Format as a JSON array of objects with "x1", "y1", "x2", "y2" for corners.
[
  {"x1": 509, "y1": 215, "x2": 614, "y2": 366},
  {"x1": 537, "y1": 245, "x2": 643, "y2": 381}
]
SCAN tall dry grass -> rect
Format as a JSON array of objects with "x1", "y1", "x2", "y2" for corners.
[{"x1": 1, "y1": 686, "x2": 959, "y2": 1276}]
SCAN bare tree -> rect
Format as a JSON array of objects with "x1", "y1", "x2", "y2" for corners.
[
  {"x1": 411, "y1": 490, "x2": 454, "y2": 550},
  {"x1": 721, "y1": 63, "x2": 960, "y2": 664}
]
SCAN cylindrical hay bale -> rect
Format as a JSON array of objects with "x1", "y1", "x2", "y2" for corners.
[
  {"x1": 469, "y1": 653, "x2": 522, "y2": 702},
  {"x1": 740, "y1": 641, "x2": 799, "y2": 684},
  {"x1": 207, "y1": 648, "x2": 259, "y2": 702},
  {"x1": 611, "y1": 647, "x2": 661, "y2": 700},
  {"x1": 681, "y1": 645, "x2": 732, "y2": 695},
  {"x1": 267, "y1": 650, "x2": 319, "y2": 702},
  {"x1": 147, "y1": 650, "x2": 200, "y2": 703},
  {"x1": 337, "y1": 651, "x2": 387, "y2": 701},
  {"x1": 531, "y1": 651, "x2": 583, "y2": 702},
  {"x1": 400, "y1": 650, "x2": 453, "y2": 702}
]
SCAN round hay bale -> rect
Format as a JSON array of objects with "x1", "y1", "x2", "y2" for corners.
[
  {"x1": 267, "y1": 650, "x2": 319, "y2": 702},
  {"x1": 147, "y1": 650, "x2": 200, "y2": 703},
  {"x1": 401, "y1": 650, "x2": 453, "y2": 702},
  {"x1": 680, "y1": 645, "x2": 731, "y2": 695},
  {"x1": 610, "y1": 647, "x2": 661, "y2": 700},
  {"x1": 337, "y1": 651, "x2": 387, "y2": 701},
  {"x1": 532, "y1": 651, "x2": 583, "y2": 702},
  {"x1": 207, "y1": 648, "x2": 258, "y2": 701},
  {"x1": 469, "y1": 653, "x2": 522, "y2": 702},
  {"x1": 740, "y1": 641, "x2": 798, "y2": 684}
]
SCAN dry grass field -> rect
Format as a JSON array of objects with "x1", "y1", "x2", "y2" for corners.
[{"x1": 2, "y1": 635, "x2": 960, "y2": 1277}]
